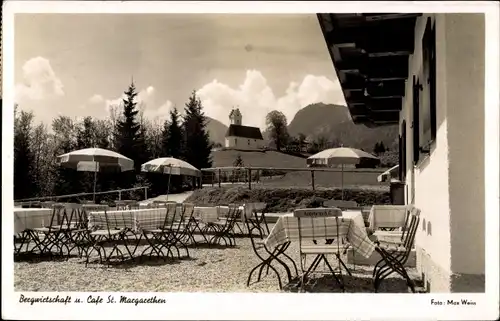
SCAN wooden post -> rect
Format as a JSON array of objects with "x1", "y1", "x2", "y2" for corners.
[
  {"x1": 248, "y1": 168, "x2": 252, "y2": 190},
  {"x1": 211, "y1": 171, "x2": 214, "y2": 187},
  {"x1": 218, "y1": 169, "x2": 222, "y2": 188},
  {"x1": 144, "y1": 187, "x2": 148, "y2": 200},
  {"x1": 118, "y1": 190, "x2": 122, "y2": 201},
  {"x1": 311, "y1": 170, "x2": 315, "y2": 191}
]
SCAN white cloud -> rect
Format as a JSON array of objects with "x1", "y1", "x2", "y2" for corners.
[
  {"x1": 197, "y1": 70, "x2": 345, "y2": 129},
  {"x1": 83, "y1": 70, "x2": 343, "y2": 127},
  {"x1": 88, "y1": 94, "x2": 104, "y2": 104},
  {"x1": 88, "y1": 85, "x2": 174, "y2": 122},
  {"x1": 142, "y1": 100, "x2": 175, "y2": 122},
  {"x1": 15, "y1": 57, "x2": 64, "y2": 102}
]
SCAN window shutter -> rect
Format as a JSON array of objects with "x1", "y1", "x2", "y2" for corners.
[
  {"x1": 412, "y1": 76, "x2": 420, "y2": 164},
  {"x1": 429, "y1": 23, "x2": 437, "y2": 141}
]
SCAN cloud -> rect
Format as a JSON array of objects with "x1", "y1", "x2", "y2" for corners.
[
  {"x1": 83, "y1": 70, "x2": 343, "y2": 128},
  {"x1": 196, "y1": 70, "x2": 345, "y2": 129},
  {"x1": 88, "y1": 94, "x2": 104, "y2": 104},
  {"x1": 15, "y1": 57, "x2": 64, "y2": 102},
  {"x1": 88, "y1": 85, "x2": 174, "y2": 122}
]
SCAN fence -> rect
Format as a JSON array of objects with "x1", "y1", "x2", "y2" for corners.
[
  {"x1": 201, "y1": 166, "x2": 387, "y2": 191},
  {"x1": 14, "y1": 185, "x2": 150, "y2": 205}
]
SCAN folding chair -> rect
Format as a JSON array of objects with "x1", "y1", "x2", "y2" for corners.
[
  {"x1": 245, "y1": 215, "x2": 298, "y2": 290},
  {"x1": 205, "y1": 204, "x2": 240, "y2": 247},
  {"x1": 167, "y1": 203, "x2": 193, "y2": 257},
  {"x1": 30, "y1": 204, "x2": 66, "y2": 258},
  {"x1": 243, "y1": 203, "x2": 269, "y2": 237},
  {"x1": 85, "y1": 207, "x2": 128, "y2": 266},
  {"x1": 177, "y1": 203, "x2": 198, "y2": 246},
  {"x1": 141, "y1": 202, "x2": 178, "y2": 261},
  {"x1": 295, "y1": 207, "x2": 349, "y2": 292},
  {"x1": 372, "y1": 206, "x2": 420, "y2": 293}
]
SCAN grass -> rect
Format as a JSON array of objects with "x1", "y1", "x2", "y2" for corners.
[
  {"x1": 212, "y1": 149, "x2": 307, "y2": 168},
  {"x1": 14, "y1": 232, "x2": 416, "y2": 293}
]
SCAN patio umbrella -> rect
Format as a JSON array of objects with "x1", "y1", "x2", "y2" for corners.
[
  {"x1": 141, "y1": 157, "x2": 201, "y2": 200},
  {"x1": 307, "y1": 147, "x2": 379, "y2": 199},
  {"x1": 57, "y1": 148, "x2": 134, "y2": 202}
]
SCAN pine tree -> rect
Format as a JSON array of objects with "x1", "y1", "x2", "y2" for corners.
[
  {"x1": 14, "y1": 107, "x2": 37, "y2": 199},
  {"x1": 182, "y1": 91, "x2": 213, "y2": 169},
  {"x1": 162, "y1": 107, "x2": 183, "y2": 158},
  {"x1": 233, "y1": 154, "x2": 244, "y2": 167},
  {"x1": 114, "y1": 81, "x2": 150, "y2": 171}
]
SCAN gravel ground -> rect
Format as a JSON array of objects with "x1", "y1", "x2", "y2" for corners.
[{"x1": 14, "y1": 233, "x2": 418, "y2": 293}]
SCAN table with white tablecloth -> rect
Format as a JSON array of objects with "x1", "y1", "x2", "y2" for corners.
[
  {"x1": 368, "y1": 205, "x2": 408, "y2": 230},
  {"x1": 14, "y1": 208, "x2": 53, "y2": 234},
  {"x1": 265, "y1": 211, "x2": 375, "y2": 259}
]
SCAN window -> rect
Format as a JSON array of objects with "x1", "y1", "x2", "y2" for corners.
[
  {"x1": 420, "y1": 17, "x2": 437, "y2": 152},
  {"x1": 248, "y1": 139, "x2": 250, "y2": 146},
  {"x1": 235, "y1": 138, "x2": 237, "y2": 145}
]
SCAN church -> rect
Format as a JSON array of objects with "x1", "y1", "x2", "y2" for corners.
[{"x1": 224, "y1": 108, "x2": 264, "y2": 150}]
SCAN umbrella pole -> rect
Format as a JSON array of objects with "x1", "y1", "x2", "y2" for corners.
[
  {"x1": 166, "y1": 166, "x2": 172, "y2": 201},
  {"x1": 93, "y1": 162, "x2": 98, "y2": 203},
  {"x1": 341, "y1": 163, "x2": 344, "y2": 200}
]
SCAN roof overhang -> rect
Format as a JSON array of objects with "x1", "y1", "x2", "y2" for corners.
[{"x1": 317, "y1": 13, "x2": 422, "y2": 127}]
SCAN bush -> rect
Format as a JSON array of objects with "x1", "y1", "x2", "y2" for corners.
[{"x1": 185, "y1": 186, "x2": 391, "y2": 213}]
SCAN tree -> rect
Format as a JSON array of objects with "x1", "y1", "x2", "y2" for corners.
[
  {"x1": 232, "y1": 153, "x2": 244, "y2": 182},
  {"x1": 265, "y1": 110, "x2": 289, "y2": 151},
  {"x1": 233, "y1": 154, "x2": 244, "y2": 167},
  {"x1": 51, "y1": 116, "x2": 80, "y2": 197},
  {"x1": 114, "y1": 81, "x2": 150, "y2": 173},
  {"x1": 162, "y1": 107, "x2": 183, "y2": 158},
  {"x1": 182, "y1": 91, "x2": 212, "y2": 170},
  {"x1": 31, "y1": 122, "x2": 53, "y2": 196},
  {"x1": 373, "y1": 141, "x2": 387, "y2": 155},
  {"x1": 76, "y1": 116, "x2": 96, "y2": 149},
  {"x1": 297, "y1": 133, "x2": 307, "y2": 151},
  {"x1": 14, "y1": 107, "x2": 37, "y2": 199}
]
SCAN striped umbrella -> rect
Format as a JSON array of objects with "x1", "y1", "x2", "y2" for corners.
[
  {"x1": 57, "y1": 148, "x2": 134, "y2": 201},
  {"x1": 141, "y1": 157, "x2": 201, "y2": 200},
  {"x1": 307, "y1": 147, "x2": 379, "y2": 199}
]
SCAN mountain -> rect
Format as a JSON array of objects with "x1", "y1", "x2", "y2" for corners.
[
  {"x1": 206, "y1": 117, "x2": 228, "y2": 146},
  {"x1": 287, "y1": 103, "x2": 399, "y2": 152}
]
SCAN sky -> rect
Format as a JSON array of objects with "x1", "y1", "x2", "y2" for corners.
[{"x1": 14, "y1": 13, "x2": 346, "y2": 129}]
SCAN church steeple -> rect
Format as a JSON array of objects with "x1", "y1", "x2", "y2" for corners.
[{"x1": 229, "y1": 107, "x2": 242, "y2": 126}]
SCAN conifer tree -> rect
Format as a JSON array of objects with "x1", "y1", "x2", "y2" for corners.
[{"x1": 182, "y1": 91, "x2": 212, "y2": 169}]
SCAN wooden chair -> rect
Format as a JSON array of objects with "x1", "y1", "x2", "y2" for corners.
[
  {"x1": 372, "y1": 206, "x2": 420, "y2": 293},
  {"x1": 295, "y1": 207, "x2": 349, "y2": 292}
]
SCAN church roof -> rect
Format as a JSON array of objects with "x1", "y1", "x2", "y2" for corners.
[{"x1": 225, "y1": 124, "x2": 264, "y2": 140}]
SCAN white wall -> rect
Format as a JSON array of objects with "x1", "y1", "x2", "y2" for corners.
[
  {"x1": 225, "y1": 136, "x2": 264, "y2": 150},
  {"x1": 402, "y1": 13, "x2": 452, "y2": 275},
  {"x1": 444, "y1": 14, "x2": 485, "y2": 275},
  {"x1": 400, "y1": 13, "x2": 485, "y2": 281}
]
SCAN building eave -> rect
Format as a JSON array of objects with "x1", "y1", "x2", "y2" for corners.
[{"x1": 317, "y1": 13, "x2": 421, "y2": 127}]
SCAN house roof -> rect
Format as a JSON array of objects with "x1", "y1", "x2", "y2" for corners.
[
  {"x1": 316, "y1": 13, "x2": 421, "y2": 127},
  {"x1": 225, "y1": 124, "x2": 264, "y2": 140}
]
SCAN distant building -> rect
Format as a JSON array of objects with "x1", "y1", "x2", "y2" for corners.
[{"x1": 224, "y1": 108, "x2": 264, "y2": 150}]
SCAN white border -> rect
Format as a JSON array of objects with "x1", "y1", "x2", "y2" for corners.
[{"x1": 2, "y1": 2, "x2": 499, "y2": 320}]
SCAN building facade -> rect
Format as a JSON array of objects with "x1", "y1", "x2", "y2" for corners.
[
  {"x1": 225, "y1": 108, "x2": 264, "y2": 150},
  {"x1": 318, "y1": 13, "x2": 485, "y2": 292}
]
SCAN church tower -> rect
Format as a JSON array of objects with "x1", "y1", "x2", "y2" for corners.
[{"x1": 229, "y1": 108, "x2": 242, "y2": 126}]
